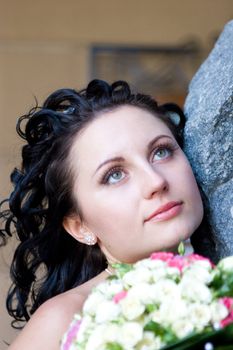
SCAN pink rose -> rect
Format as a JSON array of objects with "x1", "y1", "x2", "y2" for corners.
[
  {"x1": 167, "y1": 256, "x2": 189, "y2": 272},
  {"x1": 221, "y1": 315, "x2": 233, "y2": 327},
  {"x1": 150, "y1": 252, "x2": 174, "y2": 261},
  {"x1": 113, "y1": 290, "x2": 128, "y2": 303},
  {"x1": 62, "y1": 319, "x2": 82, "y2": 350},
  {"x1": 220, "y1": 297, "x2": 233, "y2": 310},
  {"x1": 187, "y1": 254, "x2": 214, "y2": 267},
  {"x1": 220, "y1": 297, "x2": 233, "y2": 327}
]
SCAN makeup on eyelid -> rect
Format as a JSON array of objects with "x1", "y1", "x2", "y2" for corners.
[
  {"x1": 94, "y1": 135, "x2": 177, "y2": 175},
  {"x1": 69, "y1": 105, "x2": 204, "y2": 263},
  {"x1": 98, "y1": 139, "x2": 179, "y2": 185}
]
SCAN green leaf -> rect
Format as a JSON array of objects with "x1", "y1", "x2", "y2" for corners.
[
  {"x1": 144, "y1": 320, "x2": 165, "y2": 335},
  {"x1": 178, "y1": 241, "x2": 185, "y2": 256},
  {"x1": 161, "y1": 323, "x2": 233, "y2": 350},
  {"x1": 106, "y1": 342, "x2": 123, "y2": 350},
  {"x1": 145, "y1": 304, "x2": 158, "y2": 313},
  {"x1": 211, "y1": 272, "x2": 233, "y2": 298},
  {"x1": 144, "y1": 321, "x2": 177, "y2": 343},
  {"x1": 111, "y1": 263, "x2": 133, "y2": 278}
]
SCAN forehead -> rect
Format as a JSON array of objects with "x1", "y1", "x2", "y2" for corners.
[{"x1": 70, "y1": 106, "x2": 173, "y2": 170}]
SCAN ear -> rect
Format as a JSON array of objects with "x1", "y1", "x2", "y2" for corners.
[
  {"x1": 63, "y1": 215, "x2": 82, "y2": 241},
  {"x1": 63, "y1": 216, "x2": 97, "y2": 246}
]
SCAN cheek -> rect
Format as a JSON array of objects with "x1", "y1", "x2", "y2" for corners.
[
  {"x1": 184, "y1": 165, "x2": 201, "y2": 199},
  {"x1": 77, "y1": 187, "x2": 137, "y2": 236},
  {"x1": 77, "y1": 184, "x2": 144, "y2": 259},
  {"x1": 179, "y1": 162, "x2": 204, "y2": 218}
]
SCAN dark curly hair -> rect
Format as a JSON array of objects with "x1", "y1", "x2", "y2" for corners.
[{"x1": 0, "y1": 79, "x2": 188, "y2": 326}]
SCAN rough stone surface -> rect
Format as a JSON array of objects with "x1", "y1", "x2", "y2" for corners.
[{"x1": 184, "y1": 20, "x2": 233, "y2": 262}]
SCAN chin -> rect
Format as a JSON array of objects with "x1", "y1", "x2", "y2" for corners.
[
  {"x1": 175, "y1": 212, "x2": 203, "y2": 240},
  {"x1": 165, "y1": 224, "x2": 194, "y2": 249}
]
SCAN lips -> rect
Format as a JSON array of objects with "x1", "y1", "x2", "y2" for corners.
[{"x1": 145, "y1": 201, "x2": 183, "y2": 222}]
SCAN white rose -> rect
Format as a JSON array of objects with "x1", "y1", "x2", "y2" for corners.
[
  {"x1": 151, "y1": 267, "x2": 168, "y2": 282},
  {"x1": 95, "y1": 279, "x2": 123, "y2": 296},
  {"x1": 95, "y1": 300, "x2": 120, "y2": 323},
  {"x1": 119, "y1": 322, "x2": 143, "y2": 348},
  {"x1": 188, "y1": 303, "x2": 211, "y2": 329},
  {"x1": 210, "y1": 300, "x2": 229, "y2": 323},
  {"x1": 165, "y1": 267, "x2": 181, "y2": 279},
  {"x1": 218, "y1": 256, "x2": 233, "y2": 272},
  {"x1": 127, "y1": 283, "x2": 155, "y2": 304},
  {"x1": 85, "y1": 325, "x2": 106, "y2": 350},
  {"x1": 180, "y1": 277, "x2": 212, "y2": 303},
  {"x1": 75, "y1": 315, "x2": 93, "y2": 343},
  {"x1": 183, "y1": 265, "x2": 213, "y2": 285},
  {"x1": 86, "y1": 324, "x2": 121, "y2": 349},
  {"x1": 151, "y1": 279, "x2": 180, "y2": 303},
  {"x1": 137, "y1": 331, "x2": 162, "y2": 350},
  {"x1": 120, "y1": 295, "x2": 145, "y2": 320},
  {"x1": 83, "y1": 292, "x2": 105, "y2": 315},
  {"x1": 158, "y1": 297, "x2": 188, "y2": 323},
  {"x1": 122, "y1": 267, "x2": 152, "y2": 286},
  {"x1": 102, "y1": 324, "x2": 119, "y2": 343},
  {"x1": 172, "y1": 318, "x2": 194, "y2": 338},
  {"x1": 191, "y1": 259, "x2": 212, "y2": 270},
  {"x1": 69, "y1": 344, "x2": 79, "y2": 350},
  {"x1": 135, "y1": 258, "x2": 165, "y2": 269}
]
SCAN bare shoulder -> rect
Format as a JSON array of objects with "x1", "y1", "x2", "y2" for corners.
[
  {"x1": 8, "y1": 271, "x2": 107, "y2": 350},
  {"x1": 8, "y1": 287, "x2": 87, "y2": 350}
]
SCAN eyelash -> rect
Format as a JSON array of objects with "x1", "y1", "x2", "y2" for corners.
[
  {"x1": 151, "y1": 141, "x2": 177, "y2": 161},
  {"x1": 100, "y1": 166, "x2": 125, "y2": 185},
  {"x1": 100, "y1": 141, "x2": 178, "y2": 185}
]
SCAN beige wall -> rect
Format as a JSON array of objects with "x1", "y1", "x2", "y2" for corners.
[{"x1": 0, "y1": 0, "x2": 232, "y2": 348}]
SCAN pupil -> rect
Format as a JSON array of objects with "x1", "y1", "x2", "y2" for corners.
[
  {"x1": 158, "y1": 149, "x2": 165, "y2": 156},
  {"x1": 113, "y1": 172, "x2": 121, "y2": 179}
]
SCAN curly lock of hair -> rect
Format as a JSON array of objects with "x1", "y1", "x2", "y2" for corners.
[{"x1": 0, "y1": 79, "x2": 186, "y2": 327}]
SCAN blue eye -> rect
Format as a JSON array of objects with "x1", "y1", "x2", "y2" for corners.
[
  {"x1": 152, "y1": 146, "x2": 172, "y2": 161},
  {"x1": 104, "y1": 169, "x2": 126, "y2": 184}
]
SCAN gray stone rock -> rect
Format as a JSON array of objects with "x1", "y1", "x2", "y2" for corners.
[{"x1": 184, "y1": 20, "x2": 233, "y2": 262}]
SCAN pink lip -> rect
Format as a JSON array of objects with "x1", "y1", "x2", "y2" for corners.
[{"x1": 145, "y1": 201, "x2": 183, "y2": 222}]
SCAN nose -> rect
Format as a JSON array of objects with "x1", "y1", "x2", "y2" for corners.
[{"x1": 140, "y1": 165, "x2": 168, "y2": 199}]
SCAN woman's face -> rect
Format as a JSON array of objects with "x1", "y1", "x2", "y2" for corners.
[{"x1": 68, "y1": 106, "x2": 203, "y2": 263}]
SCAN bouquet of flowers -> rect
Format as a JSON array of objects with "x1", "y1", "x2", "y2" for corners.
[{"x1": 61, "y1": 252, "x2": 233, "y2": 350}]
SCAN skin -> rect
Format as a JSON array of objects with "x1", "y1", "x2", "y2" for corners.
[
  {"x1": 66, "y1": 105, "x2": 203, "y2": 263},
  {"x1": 9, "y1": 105, "x2": 203, "y2": 350}
]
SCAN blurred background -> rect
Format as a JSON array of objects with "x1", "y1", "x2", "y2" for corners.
[{"x1": 0, "y1": 0, "x2": 232, "y2": 348}]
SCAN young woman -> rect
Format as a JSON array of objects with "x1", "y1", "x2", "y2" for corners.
[{"x1": 1, "y1": 79, "x2": 206, "y2": 349}]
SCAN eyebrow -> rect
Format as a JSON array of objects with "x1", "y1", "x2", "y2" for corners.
[
  {"x1": 94, "y1": 156, "x2": 125, "y2": 175},
  {"x1": 94, "y1": 134, "x2": 173, "y2": 174},
  {"x1": 147, "y1": 134, "x2": 173, "y2": 150}
]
